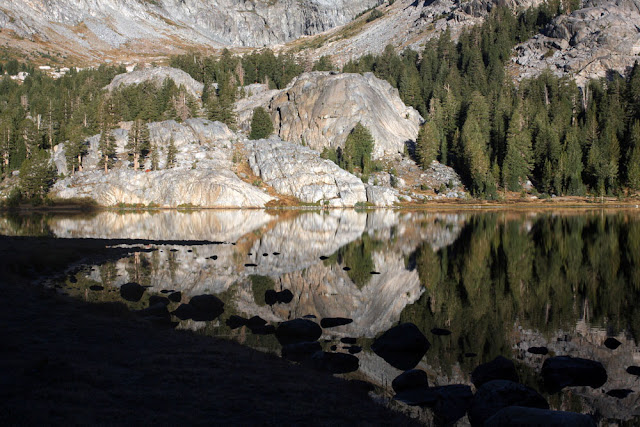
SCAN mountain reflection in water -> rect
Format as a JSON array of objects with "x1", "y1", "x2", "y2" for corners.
[{"x1": 2, "y1": 209, "x2": 639, "y2": 422}]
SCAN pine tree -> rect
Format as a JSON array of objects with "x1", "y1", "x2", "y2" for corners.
[
  {"x1": 343, "y1": 122, "x2": 374, "y2": 174},
  {"x1": 0, "y1": 121, "x2": 13, "y2": 174},
  {"x1": 461, "y1": 92, "x2": 494, "y2": 196},
  {"x1": 249, "y1": 107, "x2": 274, "y2": 140},
  {"x1": 126, "y1": 119, "x2": 150, "y2": 170},
  {"x1": 19, "y1": 149, "x2": 56, "y2": 200},
  {"x1": 166, "y1": 137, "x2": 177, "y2": 168},
  {"x1": 627, "y1": 120, "x2": 640, "y2": 191},
  {"x1": 99, "y1": 124, "x2": 117, "y2": 173},
  {"x1": 560, "y1": 125, "x2": 585, "y2": 195},
  {"x1": 416, "y1": 121, "x2": 440, "y2": 167},
  {"x1": 502, "y1": 110, "x2": 532, "y2": 191}
]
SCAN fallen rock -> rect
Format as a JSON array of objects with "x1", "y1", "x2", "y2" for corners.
[
  {"x1": 469, "y1": 380, "x2": 549, "y2": 426},
  {"x1": 119, "y1": 282, "x2": 146, "y2": 302},
  {"x1": 527, "y1": 346, "x2": 549, "y2": 355},
  {"x1": 485, "y1": 406, "x2": 597, "y2": 426},
  {"x1": 347, "y1": 345, "x2": 362, "y2": 354},
  {"x1": 276, "y1": 289, "x2": 294, "y2": 304},
  {"x1": 606, "y1": 389, "x2": 633, "y2": 399},
  {"x1": 471, "y1": 356, "x2": 519, "y2": 388},
  {"x1": 371, "y1": 323, "x2": 430, "y2": 370},
  {"x1": 542, "y1": 356, "x2": 608, "y2": 393},
  {"x1": 627, "y1": 366, "x2": 640, "y2": 376},
  {"x1": 167, "y1": 291, "x2": 182, "y2": 303},
  {"x1": 226, "y1": 315, "x2": 248, "y2": 329},
  {"x1": 148, "y1": 295, "x2": 170, "y2": 306},
  {"x1": 187, "y1": 295, "x2": 225, "y2": 321},
  {"x1": 392, "y1": 369, "x2": 429, "y2": 393},
  {"x1": 264, "y1": 289, "x2": 278, "y2": 306},
  {"x1": 604, "y1": 337, "x2": 622, "y2": 350},
  {"x1": 275, "y1": 318, "x2": 323, "y2": 346}
]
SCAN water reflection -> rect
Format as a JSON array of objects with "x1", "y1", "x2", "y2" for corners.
[{"x1": 3, "y1": 209, "x2": 640, "y2": 422}]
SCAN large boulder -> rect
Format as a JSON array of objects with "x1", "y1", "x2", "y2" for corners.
[
  {"x1": 468, "y1": 380, "x2": 549, "y2": 426},
  {"x1": 246, "y1": 137, "x2": 367, "y2": 207},
  {"x1": 485, "y1": 406, "x2": 597, "y2": 427},
  {"x1": 371, "y1": 323, "x2": 430, "y2": 370},
  {"x1": 542, "y1": 356, "x2": 608, "y2": 393},
  {"x1": 105, "y1": 67, "x2": 204, "y2": 99},
  {"x1": 392, "y1": 369, "x2": 429, "y2": 393},
  {"x1": 275, "y1": 318, "x2": 322, "y2": 346},
  {"x1": 238, "y1": 72, "x2": 423, "y2": 159},
  {"x1": 470, "y1": 355, "x2": 519, "y2": 388}
]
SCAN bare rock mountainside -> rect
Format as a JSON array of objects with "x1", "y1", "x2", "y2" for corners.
[
  {"x1": 0, "y1": 0, "x2": 379, "y2": 59},
  {"x1": 513, "y1": 0, "x2": 640, "y2": 84},
  {"x1": 237, "y1": 72, "x2": 423, "y2": 159}
]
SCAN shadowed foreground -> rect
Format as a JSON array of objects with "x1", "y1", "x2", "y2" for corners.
[{"x1": 0, "y1": 236, "x2": 417, "y2": 425}]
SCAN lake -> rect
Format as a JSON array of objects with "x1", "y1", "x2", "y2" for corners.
[{"x1": 3, "y1": 208, "x2": 640, "y2": 423}]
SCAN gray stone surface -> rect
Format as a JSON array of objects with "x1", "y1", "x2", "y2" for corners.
[
  {"x1": 105, "y1": 67, "x2": 205, "y2": 99},
  {"x1": 238, "y1": 72, "x2": 423, "y2": 159},
  {"x1": 246, "y1": 137, "x2": 367, "y2": 207}
]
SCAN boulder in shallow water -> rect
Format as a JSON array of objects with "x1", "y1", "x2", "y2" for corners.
[
  {"x1": 392, "y1": 369, "x2": 428, "y2": 393},
  {"x1": 275, "y1": 318, "x2": 322, "y2": 345},
  {"x1": 119, "y1": 282, "x2": 146, "y2": 302},
  {"x1": 310, "y1": 351, "x2": 359, "y2": 374},
  {"x1": 542, "y1": 356, "x2": 607, "y2": 393},
  {"x1": 604, "y1": 337, "x2": 622, "y2": 349},
  {"x1": 485, "y1": 406, "x2": 596, "y2": 426},
  {"x1": 320, "y1": 317, "x2": 353, "y2": 328},
  {"x1": 471, "y1": 356, "x2": 518, "y2": 388},
  {"x1": 276, "y1": 289, "x2": 293, "y2": 304},
  {"x1": 281, "y1": 341, "x2": 322, "y2": 362},
  {"x1": 394, "y1": 384, "x2": 472, "y2": 425},
  {"x1": 469, "y1": 380, "x2": 549, "y2": 426},
  {"x1": 371, "y1": 323, "x2": 430, "y2": 370},
  {"x1": 188, "y1": 294, "x2": 225, "y2": 321}
]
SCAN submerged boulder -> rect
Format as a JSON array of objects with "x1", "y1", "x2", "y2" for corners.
[
  {"x1": 371, "y1": 323, "x2": 430, "y2": 370},
  {"x1": 542, "y1": 356, "x2": 607, "y2": 393}
]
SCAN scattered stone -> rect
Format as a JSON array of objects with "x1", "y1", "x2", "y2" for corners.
[
  {"x1": 137, "y1": 303, "x2": 170, "y2": 319},
  {"x1": 226, "y1": 315, "x2": 247, "y2": 329},
  {"x1": 627, "y1": 366, "x2": 640, "y2": 376},
  {"x1": 187, "y1": 294, "x2": 225, "y2": 321},
  {"x1": 169, "y1": 249, "x2": 178, "y2": 252},
  {"x1": 262, "y1": 253, "x2": 268, "y2": 257},
  {"x1": 281, "y1": 341, "x2": 322, "y2": 362},
  {"x1": 149, "y1": 295, "x2": 170, "y2": 306},
  {"x1": 542, "y1": 356, "x2": 608, "y2": 393},
  {"x1": 469, "y1": 380, "x2": 549, "y2": 426},
  {"x1": 319, "y1": 256, "x2": 329, "y2": 260},
  {"x1": 343, "y1": 267, "x2": 351, "y2": 271},
  {"x1": 485, "y1": 406, "x2": 597, "y2": 426},
  {"x1": 606, "y1": 389, "x2": 633, "y2": 399},
  {"x1": 392, "y1": 369, "x2": 428, "y2": 393},
  {"x1": 187, "y1": 249, "x2": 192, "y2": 253},
  {"x1": 276, "y1": 289, "x2": 293, "y2": 304},
  {"x1": 320, "y1": 317, "x2": 353, "y2": 328},
  {"x1": 527, "y1": 346, "x2": 549, "y2": 355},
  {"x1": 89, "y1": 285, "x2": 104, "y2": 291},
  {"x1": 264, "y1": 289, "x2": 278, "y2": 306},
  {"x1": 272, "y1": 252, "x2": 280, "y2": 255},
  {"x1": 430, "y1": 328, "x2": 451, "y2": 336},
  {"x1": 275, "y1": 318, "x2": 322, "y2": 346},
  {"x1": 248, "y1": 253, "x2": 252, "y2": 256},
  {"x1": 172, "y1": 303, "x2": 197, "y2": 320},
  {"x1": 341, "y1": 337, "x2": 357, "y2": 344},
  {"x1": 348, "y1": 346, "x2": 362, "y2": 354},
  {"x1": 471, "y1": 356, "x2": 518, "y2": 388},
  {"x1": 245, "y1": 263, "x2": 258, "y2": 267},
  {"x1": 371, "y1": 323, "x2": 430, "y2": 370},
  {"x1": 209, "y1": 255, "x2": 218, "y2": 260},
  {"x1": 160, "y1": 290, "x2": 171, "y2": 294},
  {"x1": 395, "y1": 384, "x2": 473, "y2": 425},
  {"x1": 310, "y1": 351, "x2": 359, "y2": 374},
  {"x1": 250, "y1": 324, "x2": 276, "y2": 335},
  {"x1": 370, "y1": 271, "x2": 381, "y2": 274},
  {"x1": 604, "y1": 337, "x2": 622, "y2": 350},
  {"x1": 247, "y1": 315, "x2": 267, "y2": 328},
  {"x1": 167, "y1": 291, "x2": 182, "y2": 302},
  {"x1": 119, "y1": 282, "x2": 146, "y2": 302}
]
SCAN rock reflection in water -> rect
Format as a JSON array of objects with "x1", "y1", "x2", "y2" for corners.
[{"x1": 5, "y1": 209, "x2": 640, "y2": 423}]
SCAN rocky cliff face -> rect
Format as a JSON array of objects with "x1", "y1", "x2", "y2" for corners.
[
  {"x1": 51, "y1": 116, "x2": 402, "y2": 207},
  {"x1": 237, "y1": 72, "x2": 423, "y2": 159},
  {"x1": 513, "y1": 0, "x2": 640, "y2": 85},
  {"x1": 0, "y1": 0, "x2": 379, "y2": 59}
]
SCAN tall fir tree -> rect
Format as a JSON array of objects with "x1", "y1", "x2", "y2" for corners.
[{"x1": 502, "y1": 109, "x2": 532, "y2": 191}]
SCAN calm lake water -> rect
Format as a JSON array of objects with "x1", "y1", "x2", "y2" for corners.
[{"x1": 3, "y1": 209, "x2": 640, "y2": 423}]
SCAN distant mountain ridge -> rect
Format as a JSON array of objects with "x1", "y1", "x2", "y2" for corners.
[{"x1": 0, "y1": 0, "x2": 380, "y2": 60}]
